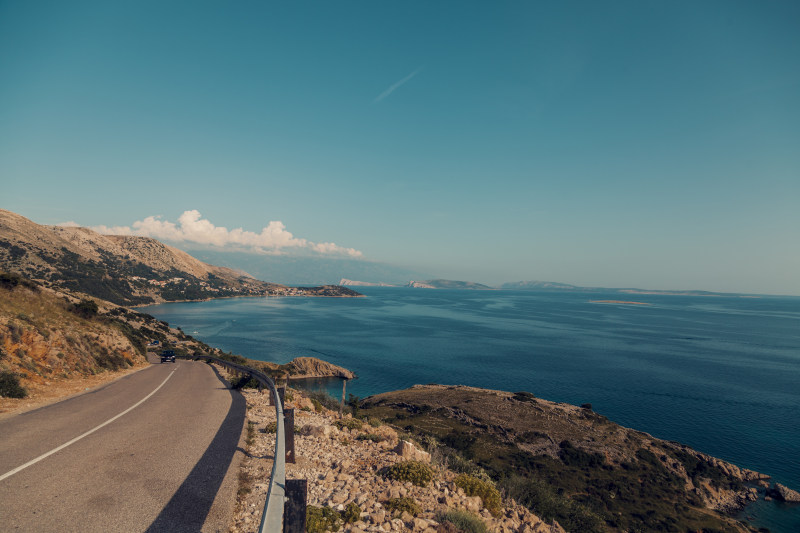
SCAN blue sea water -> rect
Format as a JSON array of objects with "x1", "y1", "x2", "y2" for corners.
[{"x1": 141, "y1": 287, "x2": 800, "y2": 531}]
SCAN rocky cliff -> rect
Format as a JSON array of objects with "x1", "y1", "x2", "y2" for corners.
[{"x1": 284, "y1": 356, "x2": 356, "y2": 379}]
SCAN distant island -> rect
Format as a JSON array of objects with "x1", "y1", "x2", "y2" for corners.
[
  {"x1": 339, "y1": 278, "x2": 398, "y2": 287},
  {"x1": 335, "y1": 276, "x2": 761, "y2": 298},
  {"x1": 503, "y1": 280, "x2": 762, "y2": 297},
  {"x1": 406, "y1": 279, "x2": 494, "y2": 290}
]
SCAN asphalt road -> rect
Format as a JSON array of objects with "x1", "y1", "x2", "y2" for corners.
[{"x1": 0, "y1": 356, "x2": 246, "y2": 532}]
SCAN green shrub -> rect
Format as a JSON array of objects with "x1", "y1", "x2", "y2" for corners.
[
  {"x1": 385, "y1": 496, "x2": 421, "y2": 517},
  {"x1": 383, "y1": 460, "x2": 435, "y2": 487},
  {"x1": 334, "y1": 418, "x2": 363, "y2": 431},
  {"x1": 347, "y1": 393, "x2": 361, "y2": 417},
  {"x1": 342, "y1": 502, "x2": 361, "y2": 523},
  {"x1": 500, "y1": 475, "x2": 605, "y2": 533},
  {"x1": 306, "y1": 505, "x2": 342, "y2": 532},
  {"x1": 71, "y1": 299, "x2": 99, "y2": 318},
  {"x1": 356, "y1": 433, "x2": 384, "y2": 443},
  {"x1": 0, "y1": 371, "x2": 28, "y2": 398},
  {"x1": 301, "y1": 405, "x2": 311, "y2": 412},
  {"x1": 454, "y1": 474, "x2": 502, "y2": 517},
  {"x1": 512, "y1": 391, "x2": 537, "y2": 403},
  {"x1": 558, "y1": 440, "x2": 605, "y2": 468},
  {"x1": 263, "y1": 421, "x2": 277, "y2": 434},
  {"x1": 231, "y1": 375, "x2": 259, "y2": 389},
  {"x1": 0, "y1": 271, "x2": 21, "y2": 290},
  {"x1": 368, "y1": 417, "x2": 383, "y2": 428},
  {"x1": 307, "y1": 390, "x2": 340, "y2": 411},
  {"x1": 311, "y1": 398, "x2": 323, "y2": 412},
  {"x1": 437, "y1": 509, "x2": 487, "y2": 533}
]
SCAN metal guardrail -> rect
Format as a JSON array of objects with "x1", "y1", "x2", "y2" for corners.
[{"x1": 185, "y1": 354, "x2": 286, "y2": 533}]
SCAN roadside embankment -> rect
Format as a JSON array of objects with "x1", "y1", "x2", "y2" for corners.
[{"x1": 230, "y1": 387, "x2": 560, "y2": 533}]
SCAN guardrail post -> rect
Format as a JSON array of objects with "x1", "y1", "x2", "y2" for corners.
[
  {"x1": 339, "y1": 378, "x2": 347, "y2": 419},
  {"x1": 277, "y1": 386, "x2": 286, "y2": 405},
  {"x1": 283, "y1": 479, "x2": 307, "y2": 533},
  {"x1": 285, "y1": 408, "x2": 296, "y2": 464}
]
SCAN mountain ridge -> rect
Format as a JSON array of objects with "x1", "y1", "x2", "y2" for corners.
[{"x1": 0, "y1": 209, "x2": 360, "y2": 305}]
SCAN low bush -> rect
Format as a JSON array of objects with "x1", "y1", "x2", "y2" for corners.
[
  {"x1": 356, "y1": 433, "x2": 384, "y2": 443},
  {"x1": 311, "y1": 398, "x2": 323, "y2": 412},
  {"x1": 231, "y1": 375, "x2": 259, "y2": 389},
  {"x1": 342, "y1": 502, "x2": 361, "y2": 524},
  {"x1": 334, "y1": 418, "x2": 363, "y2": 431},
  {"x1": 512, "y1": 391, "x2": 537, "y2": 403},
  {"x1": 383, "y1": 460, "x2": 435, "y2": 487},
  {"x1": 306, "y1": 390, "x2": 340, "y2": 411},
  {"x1": 0, "y1": 371, "x2": 28, "y2": 398},
  {"x1": 437, "y1": 509, "x2": 487, "y2": 533},
  {"x1": 385, "y1": 496, "x2": 421, "y2": 517},
  {"x1": 70, "y1": 299, "x2": 99, "y2": 319},
  {"x1": 306, "y1": 505, "x2": 342, "y2": 532},
  {"x1": 454, "y1": 474, "x2": 502, "y2": 517},
  {"x1": 500, "y1": 475, "x2": 605, "y2": 533}
]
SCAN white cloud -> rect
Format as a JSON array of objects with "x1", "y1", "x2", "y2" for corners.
[
  {"x1": 374, "y1": 68, "x2": 422, "y2": 103},
  {"x1": 90, "y1": 210, "x2": 363, "y2": 258}
]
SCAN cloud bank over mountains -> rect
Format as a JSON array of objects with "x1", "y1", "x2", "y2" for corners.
[{"x1": 68, "y1": 210, "x2": 363, "y2": 258}]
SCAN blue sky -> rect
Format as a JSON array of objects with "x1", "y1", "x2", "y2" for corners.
[{"x1": 2, "y1": 1, "x2": 798, "y2": 294}]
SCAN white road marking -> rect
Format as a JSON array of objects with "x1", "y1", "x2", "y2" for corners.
[{"x1": 0, "y1": 368, "x2": 177, "y2": 482}]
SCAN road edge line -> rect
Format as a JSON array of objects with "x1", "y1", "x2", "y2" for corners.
[{"x1": 0, "y1": 368, "x2": 177, "y2": 483}]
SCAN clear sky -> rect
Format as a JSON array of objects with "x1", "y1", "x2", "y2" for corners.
[{"x1": 2, "y1": 1, "x2": 799, "y2": 295}]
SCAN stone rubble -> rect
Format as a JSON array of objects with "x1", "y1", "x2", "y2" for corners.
[{"x1": 230, "y1": 388, "x2": 564, "y2": 533}]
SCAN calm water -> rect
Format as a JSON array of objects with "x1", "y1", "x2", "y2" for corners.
[{"x1": 142, "y1": 287, "x2": 800, "y2": 531}]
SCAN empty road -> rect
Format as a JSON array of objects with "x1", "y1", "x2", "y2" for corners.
[{"x1": 0, "y1": 357, "x2": 246, "y2": 532}]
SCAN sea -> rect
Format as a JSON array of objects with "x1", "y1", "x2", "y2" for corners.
[{"x1": 141, "y1": 287, "x2": 800, "y2": 531}]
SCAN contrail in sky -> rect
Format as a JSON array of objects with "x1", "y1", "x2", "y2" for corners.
[{"x1": 373, "y1": 68, "x2": 422, "y2": 103}]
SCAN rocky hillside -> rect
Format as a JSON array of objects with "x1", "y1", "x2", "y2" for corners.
[
  {"x1": 0, "y1": 210, "x2": 360, "y2": 305},
  {"x1": 361, "y1": 385, "x2": 777, "y2": 533},
  {"x1": 0, "y1": 274, "x2": 149, "y2": 400},
  {"x1": 232, "y1": 386, "x2": 562, "y2": 533}
]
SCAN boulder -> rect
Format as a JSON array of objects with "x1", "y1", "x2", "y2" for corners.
[
  {"x1": 393, "y1": 440, "x2": 431, "y2": 463},
  {"x1": 299, "y1": 424, "x2": 330, "y2": 438},
  {"x1": 772, "y1": 483, "x2": 800, "y2": 502}
]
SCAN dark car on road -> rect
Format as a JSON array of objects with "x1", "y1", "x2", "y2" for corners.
[{"x1": 160, "y1": 350, "x2": 176, "y2": 363}]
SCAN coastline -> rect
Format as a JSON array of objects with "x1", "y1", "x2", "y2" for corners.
[{"x1": 131, "y1": 290, "x2": 364, "y2": 308}]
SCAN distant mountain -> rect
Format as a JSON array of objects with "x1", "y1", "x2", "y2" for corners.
[
  {"x1": 406, "y1": 279, "x2": 495, "y2": 290},
  {"x1": 0, "y1": 210, "x2": 358, "y2": 305},
  {"x1": 184, "y1": 249, "x2": 430, "y2": 286},
  {"x1": 502, "y1": 280, "x2": 750, "y2": 297},
  {"x1": 501, "y1": 280, "x2": 584, "y2": 290},
  {"x1": 339, "y1": 279, "x2": 398, "y2": 287}
]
